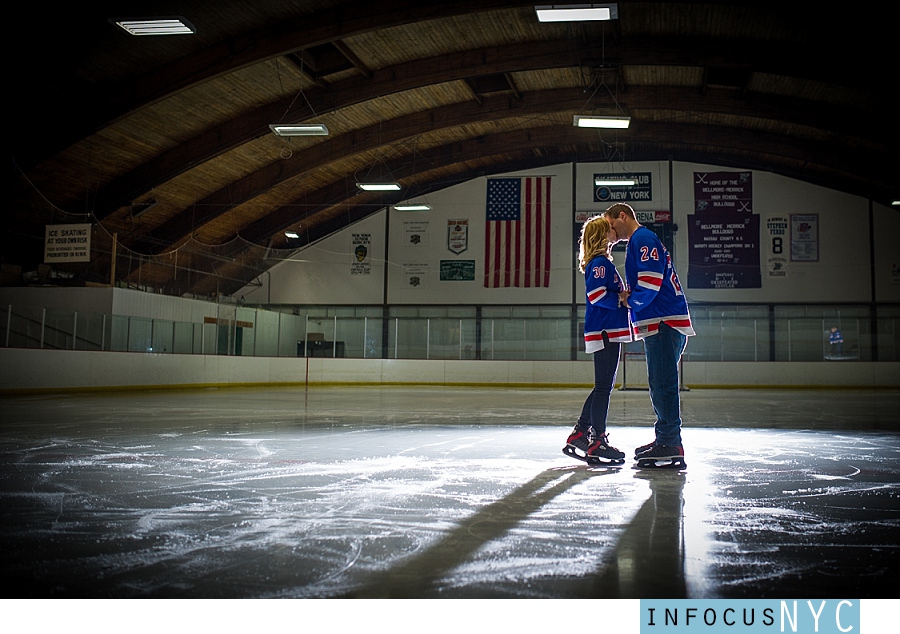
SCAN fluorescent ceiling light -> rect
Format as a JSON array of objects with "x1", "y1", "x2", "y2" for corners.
[
  {"x1": 393, "y1": 204, "x2": 432, "y2": 211},
  {"x1": 284, "y1": 231, "x2": 300, "y2": 239},
  {"x1": 269, "y1": 123, "x2": 329, "y2": 136},
  {"x1": 595, "y1": 178, "x2": 636, "y2": 186},
  {"x1": 357, "y1": 182, "x2": 401, "y2": 191},
  {"x1": 892, "y1": 200, "x2": 900, "y2": 206},
  {"x1": 535, "y1": 4, "x2": 617, "y2": 22},
  {"x1": 574, "y1": 115, "x2": 631, "y2": 129},
  {"x1": 112, "y1": 18, "x2": 195, "y2": 35}
]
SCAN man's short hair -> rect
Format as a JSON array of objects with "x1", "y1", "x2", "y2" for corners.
[{"x1": 604, "y1": 203, "x2": 635, "y2": 220}]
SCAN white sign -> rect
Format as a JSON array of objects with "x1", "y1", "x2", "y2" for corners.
[
  {"x1": 45, "y1": 224, "x2": 91, "y2": 263},
  {"x1": 403, "y1": 220, "x2": 429, "y2": 248},
  {"x1": 403, "y1": 263, "x2": 428, "y2": 289}
]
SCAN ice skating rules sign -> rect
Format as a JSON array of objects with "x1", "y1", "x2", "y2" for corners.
[{"x1": 45, "y1": 224, "x2": 91, "y2": 263}]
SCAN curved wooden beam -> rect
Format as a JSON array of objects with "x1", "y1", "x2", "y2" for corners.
[
  {"x1": 75, "y1": 33, "x2": 888, "y2": 217},
  {"x1": 17, "y1": 0, "x2": 531, "y2": 171},
  {"x1": 123, "y1": 79, "x2": 886, "y2": 254},
  {"x1": 239, "y1": 120, "x2": 886, "y2": 246}
]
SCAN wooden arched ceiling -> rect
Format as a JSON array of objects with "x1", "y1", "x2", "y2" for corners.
[{"x1": 8, "y1": 1, "x2": 895, "y2": 297}]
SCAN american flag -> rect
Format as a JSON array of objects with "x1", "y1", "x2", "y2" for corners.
[{"x1": 484, "y1": 176, "x2": 551, "y2": 288}]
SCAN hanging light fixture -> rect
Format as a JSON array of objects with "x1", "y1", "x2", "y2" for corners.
[
  {"x1": 574, "y1": 115, "x2": 631, "y2": 129},
  {"x1": 269, "y1": 123, "x2": 329, "y2": 136},
  {"x1": 535, "y1": 4, "x2": 618, "y2": 22},
  {"x1": 110, "y1": 17, "x2": 195, "y2": 35},
  {"x1": 357, "y1": 182, "x2": 401, "y2": 192}
]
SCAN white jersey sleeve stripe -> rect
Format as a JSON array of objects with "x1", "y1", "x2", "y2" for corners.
[{"x1": 587, "y1": 286, "x2": 607, "y2": 304}]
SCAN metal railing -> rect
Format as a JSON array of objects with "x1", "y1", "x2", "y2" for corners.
[{"x1": 3, "y1": 303, "x2": 898, "y2": 362}]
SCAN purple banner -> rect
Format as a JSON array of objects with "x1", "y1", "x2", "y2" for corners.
[
  {"x1": 687, "y1": 212, "x2": 761, "y2": 289},
  {"x1": 694, "y1": 171, "x2": 753, "y2": 213}
]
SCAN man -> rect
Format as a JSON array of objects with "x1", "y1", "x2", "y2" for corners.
[
  {"x1": 604, "y1": 203, "x2": 695, "y2": 468},
  {"x1": 829, "y1": 327, "x2": 843, "y2": 357}
]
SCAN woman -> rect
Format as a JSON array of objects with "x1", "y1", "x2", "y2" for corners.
[{"x1": 563, "y1": 215, "x2": 631, "y2": 464}]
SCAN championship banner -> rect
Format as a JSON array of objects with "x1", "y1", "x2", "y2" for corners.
[
  {"x1": 694, "y1": 171, "x2": 752, "y2": 213},
  {"x1": 448, "y1": 219, "x2": 468, "y2": 254},
  {"x1": 687, "y1": 212, "x2": 761, "y2": 288},
  {"x1": 350, "y1": 233, "x2": 371, "y2": 275},
  {"x1": 791, "y1": 214, "x2": 819, "y2": 262},
  {"x1": 44, "y1": 223, "x2": 91, "y2": 263}
]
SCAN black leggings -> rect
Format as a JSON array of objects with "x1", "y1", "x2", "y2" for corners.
[{"x1": 578, "y1": 337, "x2": 621, "y2": 436}]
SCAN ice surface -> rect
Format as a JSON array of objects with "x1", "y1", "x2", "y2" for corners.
[{"x1": 1, "y1": 386, "x2": 898, "y2": 598}]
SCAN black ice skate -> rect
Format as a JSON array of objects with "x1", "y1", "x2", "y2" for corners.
[
  {"x1": 585, "y1": 433, "x2": 626, "y2": 465},
  {"x1": 635, "y1": 444, "x2": 687, "y2": 469},
  {"x1": 634, "y1": 440, "x2": 656, "y2": 459},
  {"x1": 562, "y1": 425, "x2": 592, "y2": 462}
]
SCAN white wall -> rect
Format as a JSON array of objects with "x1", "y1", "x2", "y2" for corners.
[
  {"x1": 874, "y1": 201, "x2": 900, "y2": 302},
  {"x1": 244, "y1": 211, "x2": 387, "y2": 306},
  {"x1": 387, "y1": 164, "x2": 574, "y2": 304},
  {"x1": 0, "y1": 286, "x2": 223, "y2": 323},
  {"x1": 2, "y1": 347, "x2": 897, "y2": 393},
  {"x1": 110, "y1": 287, "x2": 220, "y2": 322},
  {"x1": 673, "y1": 163, "x2": 873, "y2": 303},
  {"x1": 244, "y1": 161, "x2": 898, "y2": 308}
]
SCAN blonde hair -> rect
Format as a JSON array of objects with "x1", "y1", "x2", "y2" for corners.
[{"x1": 578, "y1": 215, "x2": 613, "y2": 273}]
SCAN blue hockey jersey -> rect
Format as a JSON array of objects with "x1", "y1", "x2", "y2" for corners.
[
  {"x1": 583, "y1": 254, "x2": 632, "y2": 353},
  {"x1": 624, "y1": 226, "x2": 695, "y2": 341}
]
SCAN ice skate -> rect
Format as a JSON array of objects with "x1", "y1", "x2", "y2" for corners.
[
  {"x1": 635, "y1": 444, "x2": 687, "y2": 469},
  {"x1": 585, "y1": 432, "x2": 626, "y2": 465},
  {"x1": 562, "y1": 424, "x2": 592, "y2": 462},
  {"x1": 634, "y1": 439, "x2": 656, "y2": 459}
]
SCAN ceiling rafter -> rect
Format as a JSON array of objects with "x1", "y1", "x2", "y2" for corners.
[
  {"x1": 237, "y1": 119, "x2": 884, "y2": 247},
  {"x1": 15, "y1": 0, "x2": 532, "y2": 170},
  {"x1": 120, "y1": 83, "x2": 887, "y2": 255},
  {"x1": 80, "y1": 30, "x2": 888, "y2": 222}
]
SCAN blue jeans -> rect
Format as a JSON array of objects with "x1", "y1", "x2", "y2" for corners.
[
  {"x1": 579, "y1": 340, "x2": 620, "y2": 435},
  {"x1": 643, "y1": 323, "x2": 687, "y2": 446}
]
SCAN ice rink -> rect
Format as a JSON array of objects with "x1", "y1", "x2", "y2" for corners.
[{"x1": 1, "y1": 386, "x2": 898, "y2": 598}]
